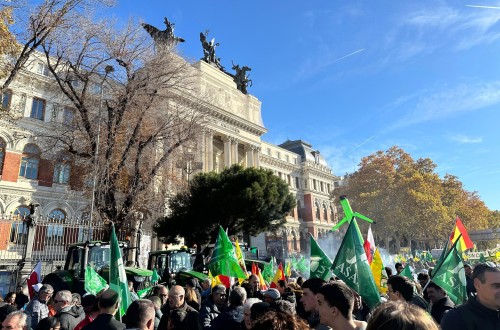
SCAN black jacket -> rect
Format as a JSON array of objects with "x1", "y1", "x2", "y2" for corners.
[
  {"x1": 441, "y1": 296, "x2": 500, "y2": 330},
  {"x1": 56, "y1": 305, "x2": 85, "y2": 330},
  {"x1": 430, "y1": 296, "x2": 454, "y2": 324},
  {"x1": 158, "y1": 302, "x2": 201, "y2": 330},
  {"x1": 211, "y1": 305, "x2": 244, "y2": 330},
  {"x1": 81, "y1": 313, "x2": 125, "y2": 330},
  {"x1": 199, "y1": 297, "x2": 225, "y2": 330}
]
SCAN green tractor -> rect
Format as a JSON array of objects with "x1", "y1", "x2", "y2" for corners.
[
  {"x1": 42, "y1": 241, "x2": 152, "y2": 295},
  {"x1": 148, "y1": 246, "x2": 207, "y2": 287}
]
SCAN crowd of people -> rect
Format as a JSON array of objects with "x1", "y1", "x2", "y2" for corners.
[{"x1": 0, "y1": 261, "x2": 499, "y2": 330}]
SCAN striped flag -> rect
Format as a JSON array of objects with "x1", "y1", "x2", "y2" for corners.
[{"x1": 110, "y1": 225, "x2": 131, "y2": 317}]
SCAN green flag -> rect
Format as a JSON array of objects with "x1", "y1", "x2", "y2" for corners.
[
  {"x1": 152, "y1": 267, "x2": 160, "y2": 284},
  {"x1": 331, "y1": 219, "x2": 381, "y2": 309},
  {"x1": 309, "y1": 234, "x2": 332, "y2": 280},
  {"x1": 110, "y1": 225, "x2": 131, "y2": 317},
  {"x1": 291, "y1": 255, "x2": 298, "y2": 271},
  {"x1": 400, "y1": 264, "x2": 413, "y2": 279},
  {"x1": 262, "y1": 260, "x2": 274, "y2": 283},
  {"x1": 431, "y1": 242, "x2": 467, "y2": 305},
  {"x1": 137, "y1": 286, "x2": 153, "y2": 299},
  {"x1": 84, "y1": 265, "x2": 107, "y2": 295},
  {"x1": 297, "y1": 256, "x2": 308, "y2": 273},
  {"x1": 208, "y1": 227, "x2": 247, "y2": 279}
]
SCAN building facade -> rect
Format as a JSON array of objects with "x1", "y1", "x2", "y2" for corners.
[{"x1": 0, "y1": 54, "x2": 341, "y2": 276}]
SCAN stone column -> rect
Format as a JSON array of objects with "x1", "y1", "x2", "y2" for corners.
[
  {"x1": 223, "y1": 137, "x2": 232, "y2": 168},
  {"x1": 206, "y1": 130, "x2": 214, "y2": 171},
  {"x1": 254, "y1": 147, "x2": 261, "y2": 168},
  {"x1": 232, "y1": 138, "x2": 239, "y2": 165},
  {"x1": 246, "y1": 145, "x2": 254, "y2": 168},
  {"x1": 201, "y1": 130, "x2": 206, "y2": 172}
]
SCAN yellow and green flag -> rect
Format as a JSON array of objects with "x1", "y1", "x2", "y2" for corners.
[{"x1": 370, "y1": 248, "x2": 387, "y2": 294}]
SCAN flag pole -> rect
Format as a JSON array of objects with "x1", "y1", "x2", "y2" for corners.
[
  {"x1": 423, "y1": 233, "x2": 462, "y2": 293},
  {"x1": 431, "y1": 234, "x2": 462, "y2": 281},
  {"x1": 19, "y1": 259, "x2": 41, "y2": 286}
]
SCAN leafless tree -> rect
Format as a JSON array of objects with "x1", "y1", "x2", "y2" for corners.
[
  {"x1": 4, "y1": 6, "x2": 209, "y2": 234},
  {"x1": 1, "y1": 0, "x2": 113, "y2": 113}
]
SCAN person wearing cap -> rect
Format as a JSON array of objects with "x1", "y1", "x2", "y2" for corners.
[
  {"x1": 261, "y1": 288, "x2": 280, "y2": 304},
  {"x1": 199, "y1": 285, "x2": 226, "y2": 330},
  {"x1": 25, "y1": 284, "x2": 53, "y2": 330},
  {"x1": 441, "y1": 262, "x2": 500, "y2": 330}
]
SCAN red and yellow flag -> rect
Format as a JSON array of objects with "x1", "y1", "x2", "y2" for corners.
[
  {"x1": 270, "y1": 263, "x2": 286, "y2": 288},
  {"x1": 450, "y1": 217, "x2": 474, "y2": 253}
]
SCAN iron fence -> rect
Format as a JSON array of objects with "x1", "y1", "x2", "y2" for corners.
[{"x1": 0, "y1": 213, "x2": 151, "y2": 276}]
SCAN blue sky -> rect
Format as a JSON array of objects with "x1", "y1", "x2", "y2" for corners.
[{"x1": 107, "y1": 1, "x2": 500, "y2": 211}]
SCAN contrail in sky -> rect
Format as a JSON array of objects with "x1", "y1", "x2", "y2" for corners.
[
  {"x1": 351, "y1": 135, "x2": 376, "y2": 151},
  {"x1": 466, "y1": 5, "x2": 500, "y2": 9},
  {"x1": 327, "y1": 48, "x2": 365, "y2": 65}
]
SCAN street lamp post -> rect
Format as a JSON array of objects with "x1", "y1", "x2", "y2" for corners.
[
  {"x1": 87, "y1": 65, "x2": 114, "y2": 242},
  {"x1": 176, "y1": 152, "x2": 203, "y2": 182}
]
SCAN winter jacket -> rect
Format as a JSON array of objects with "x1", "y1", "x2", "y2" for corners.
[
  {"x1": 157, "y1": 302, "x2": 201, "y2": 330},
  {"x1": 56, "y1": 305, "x2": 85, "y2": 330},
  {"x1": 441, "y1": 296, "x2": 500, "y2": 330},
  {"x1": 25, "y1": 297, "x2": 49, "y2": 330},
  {"x1": 211, "y1": 305, "x2": 244, "y2": 330},
  {"x1": 430, "y1": 296, "x2": 454, "y2": 324},
  {"x1": 199, "y1": 298, "x2": 224, "y2": 330}
]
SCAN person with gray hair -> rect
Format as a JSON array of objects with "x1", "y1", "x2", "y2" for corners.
[
  {"x1": 25, "y1": 284, "x2": 53, "y2": 330},
  {"x1": 200, "y1": 278, "x2": 212, "y2": 300},
  {"x1": 241, "y1": 298, "x2": 261, "y2": 330},
  {"x1": 124, "y1": 299, "x2": 156, "y2": 330},
  {"x1": 2, "y1": 310, "x2": 28, "y2": 330},
  {"x1": 199, "y1": 285, "x2": 226, "y2": 329},
  {"x1": 54, "y1": 290, "x2": 85, "y2": 330},
  {"x1": 211, "y1": 286, "x2": 247, "y2": 329}
]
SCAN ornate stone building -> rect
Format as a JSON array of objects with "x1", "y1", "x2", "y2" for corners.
[{"x1": 0, "y1": 54, "x2": 341, "y2": 274}]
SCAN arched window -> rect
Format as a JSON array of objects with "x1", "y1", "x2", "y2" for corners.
[
  {"x1": 19, "y1": 144, "x2": 41, "y2": 179},
  {"x1": 323, "y1": 205, "x2": 328, "y2": 222},
  {"x1": 0, "y1": 138, "x2": 6, "y2": 175},
  {"x1": 2, "y1": 90, "x2": 12, "y2": 110},
  {"x1": 47, "y1": 209, "x2": 65, "y2": 245},
  {"x1": 315, "y1": 202, "x2": 320, "y2": 220},
  {"x1": 10, "y1": 206, "x2": 30, "y2": 243},
  {"x1": 53, "y1": 155, "x2": 71, "y2": 184}
]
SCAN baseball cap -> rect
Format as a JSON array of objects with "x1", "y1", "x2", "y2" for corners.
[{"x1": 262, "y1": 288, "x2": 280, "y2": 300}]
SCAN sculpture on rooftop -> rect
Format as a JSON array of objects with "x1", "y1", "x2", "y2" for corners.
[
  {"x1": 142, "y1": 17, "x2": 185, "y2": 50},
  {"x1": 200, "y1": 30, "x2": 224, "y2": 70},
  {"x1": 231, "y1": 62, "x2": 252, "y2": 94}
]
